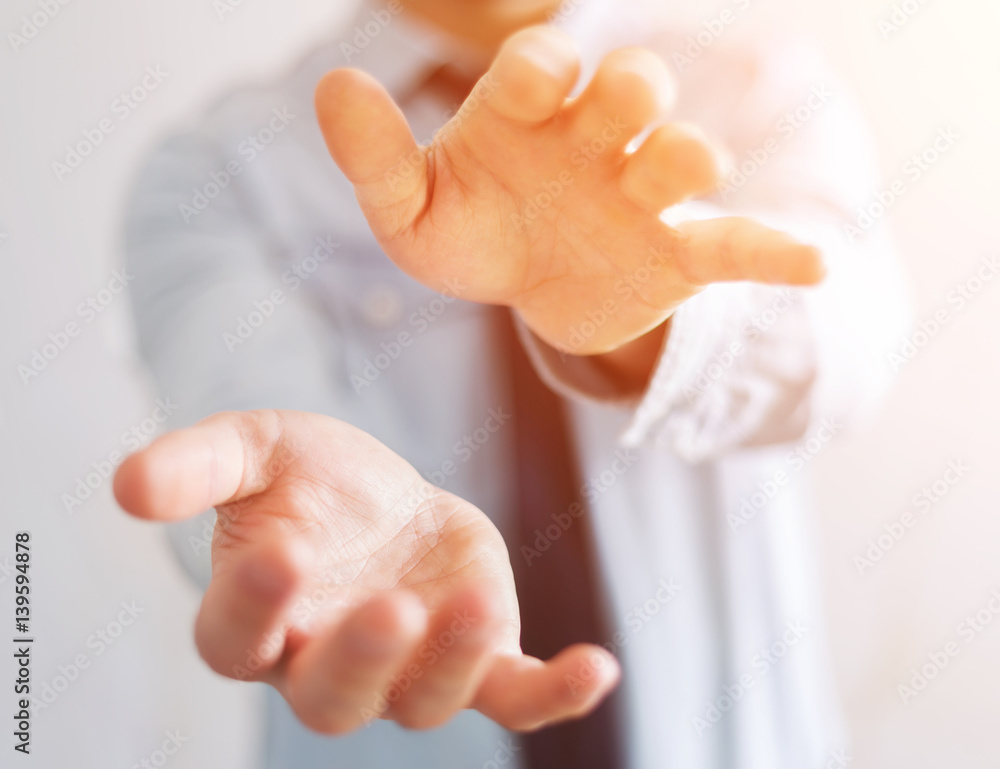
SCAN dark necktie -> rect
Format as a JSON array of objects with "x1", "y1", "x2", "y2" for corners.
[
  {"x1": 496, "y1": 308, "x2": 626, "y2": 769},
  {"x1": 413, "y1": 62, "x2": 626, "y2": 767}
]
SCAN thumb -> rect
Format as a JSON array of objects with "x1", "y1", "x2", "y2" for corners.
[
  {"x1": 315, "y1": 68, "x2": 428, "y2": 229},
  {"x1": 114, "y1": 410, "x2": 297, "y2": 522}
]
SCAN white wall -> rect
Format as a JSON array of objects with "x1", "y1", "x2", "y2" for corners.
[
  {"x1": 1, "y1": 0, "x2": 997, "y2": 766},
  {"x1": 799, "y1": 1, "x2": 1000, "y2": 765},
  {"x1": 0, "y1": 0, "x2": 353, "y2": 766}
]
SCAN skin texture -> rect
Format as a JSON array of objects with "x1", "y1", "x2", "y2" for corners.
[
  {"x1": 315, "y1": 26, "x2": 824, "y2": 364},
  {"x1": 114, "y1": 411, "x2": 620, "y2": 734},
  {"x1": 118, "y1": 4, "x2": 829, "y2": 737}
]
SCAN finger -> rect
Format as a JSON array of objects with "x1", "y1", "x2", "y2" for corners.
[
  {"x1": 114, "y1": 410, "x2": 288, "y2": 522},
  {"x1": 315, "y1": 68, "x2": 428, "y2": 221},
  {"x1": 568, "y1": 47, "x2": 675, "y2": 153},
  {"x1": 194, "y1": 539, "x2": 307, "y2": 680},
  {"x1": 621, "y1": 123, "x2": 722, "y2": 212},
  {"x1": 675, "y1": 217, "x2": 827, "y2": 286},
  {"x1": 388, "y1": 585, "x2": 508, "y2": 729},
  {"x1": 474, "y1": 644, "x2": 620, "y2": 732},
  {"x1": 481, "y1": 25, "x2": 580, "y2": 124},
  {"x1": 286, "y1": 592, "x2": 428, "y2": 735}
]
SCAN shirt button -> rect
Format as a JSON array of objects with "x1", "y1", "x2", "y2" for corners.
[{"x1": 360, "y1": 284, "x2": 404, "y2": 328}]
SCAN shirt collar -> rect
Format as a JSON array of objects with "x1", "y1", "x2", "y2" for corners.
[
  {"x1": 290, "y1": 0, "x2": 621, "y2": 115},
  {"x1": 347, "y1": 1, "x2": 487, "y2": 102},
  {"x1": 347, "y1": 0, "x2": 618, "y2": 100}
]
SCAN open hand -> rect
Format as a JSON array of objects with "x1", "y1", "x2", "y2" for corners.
[
  {"x1": 114, "y1": 410, "x2": 618, "y2": 733},
  {"x1": 316, "y1": 25, "x2": 824, "y2": 355}
]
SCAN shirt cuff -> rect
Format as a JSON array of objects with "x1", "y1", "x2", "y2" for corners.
[
  {"x1": 620, "y1": 282, "x2": 775, "y2": 453},
  {"x1": 512, "y1": 313, "x2": 651, "y2": 407},
  {"x1": 513, "y1": 202, "x2": 760, "y2": 452},
  {"x1": 514, "y1": 282, "x2": 774, "y2": 455}
]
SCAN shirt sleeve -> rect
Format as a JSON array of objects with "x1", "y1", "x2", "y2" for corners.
[
  {"x1": 123, "y1": 129, "x2": 350, "y2": 586},
  {"x1": 520, "y1": 39, "x2": 912, "y2": 462},
  {"x1": 124, "y1": 132, "x2": 351, "y2": 422}
]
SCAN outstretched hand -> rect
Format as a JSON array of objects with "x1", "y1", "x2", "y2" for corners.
[
  {"x1": 114, "y1": 410, "x2": 618, "y2": 734},
  {"x1": 316, "y1": 25, "x2": 824, "y2": 356}
]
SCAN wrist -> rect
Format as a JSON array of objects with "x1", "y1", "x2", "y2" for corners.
[{"x1": 580, "y1": 319, "x2": 670, "y2": 394}]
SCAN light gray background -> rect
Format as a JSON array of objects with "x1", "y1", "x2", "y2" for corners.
[{"x1": 1, "y1": 0, "x2": 998, "y2": 766}]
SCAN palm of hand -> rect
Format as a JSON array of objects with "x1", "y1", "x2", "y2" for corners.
[
  {"x1": 318, "y1": 27, "x2": 824, "y2": 354},
  {"x1": 116, "y1": 410, "x2": 617, "y2": 734},
  {"x1": 210, "y1": 424, "x2": 520, "y2": 648}
]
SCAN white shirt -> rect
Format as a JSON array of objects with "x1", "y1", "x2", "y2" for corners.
[{"x1": 123, "y1": 1, "x2": 909, "y2": 767}]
